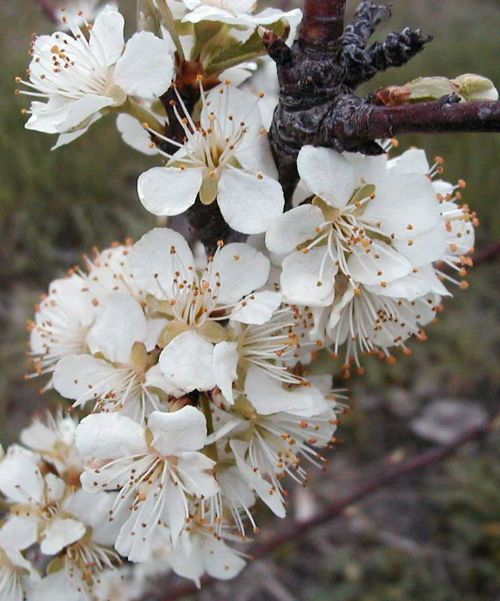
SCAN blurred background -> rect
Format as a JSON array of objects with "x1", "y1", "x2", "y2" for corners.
[{"x1": 0, "y1": 0, "x2": 499, "y2": 599}]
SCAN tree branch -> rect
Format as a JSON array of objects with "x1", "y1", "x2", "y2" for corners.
[
  {"x1": 300, "y1": 0, "x2": 346, "y2": 48},
  {"x1": 157, "y1": 414, "x2": 497, "y2": 601},
  {"x1": 269, "y1": 0, "x2": 500, "y2": 204},
  {"x1": 34, "y1": 0, "x2": 58, "y2": 23}
]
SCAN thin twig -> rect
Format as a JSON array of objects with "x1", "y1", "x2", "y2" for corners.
[
  {"x1": 474, "y1": 242, "x2": 500, "y2": 266},
  {"x1": 159, "y1": 414, "x2": 497, "y2": 601},
  {"x1": 34, "y1": 0, "x2": 58, "y2": 23}
]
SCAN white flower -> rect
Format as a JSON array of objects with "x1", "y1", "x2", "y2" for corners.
[
  {"x1": 241, "y1": 57, "x2": 279, "y2": 130},
  {"x1": 129, "y1": 228, "x2": 277, "y2": 394},
  {"x1": 180, "y1": 0, "x2": 302, "y2": 44},
  {"x1": 212, "y1": 308, "x2": 309, "y2": 406},
  {"x1": 137, "y1": 83, "x2": 284, "y2": 234},
  {"x1": 76, "y1": 408, "x2": 219, "y2": 560},
  {"x1": 20, "y1": 410, "x2": 82, "y2": 481},
  {"x1": 29, "y1": 273, "x2": 96, "y2": 383},
  {"x1": 53, "y1": 293, "x2": 173, "y2": 421},
  {"x1": 209, "y1": 373, "x2": 338, "y2": 519},
  {"x1": 266, "y1": 145, "x2": 443, "y2": 305},
  {"x1": 0, "y1": 444, "x2": 117, "y2": 591},
  {"x1": 19, "y1": 7, "x2": 173, "y2": 147},
  {"x1": 326, "y1": 283, "x2": 443, "y2": 365},
  {"x1": 0, "y1": 541, "x2": 38, "y2": 601},
  {"x1": 168, "y1": 527, "x2": 246, "y2": 586}
]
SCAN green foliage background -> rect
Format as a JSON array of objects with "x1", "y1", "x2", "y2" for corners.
[{"x1": 0, "y1": 1, "x2": 498, "y2": 599}]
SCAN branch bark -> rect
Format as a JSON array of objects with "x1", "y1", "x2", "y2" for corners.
[
  {"x1": 269, "y1": 0, "x2": 500, "y2": 205},
  {"x1": 157, "y1": 414, "x2": 497, "y2": 601},
  {"x1": 34, "y1": 0, "x2": 58, "y2": 23},
  {"x1": 300, "y1": 0, "x2": 346, "y2": 48}
]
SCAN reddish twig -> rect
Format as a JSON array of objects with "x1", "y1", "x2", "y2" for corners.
[
  {"x1": 300, "y1": 0, "x2": 346, "y2": 48},
  {"x1": 158, "y1": 414, "x2": 497, "y2": 601},
  {"x1": 474, "y1": 242, "x2": 500, "y2": 266},
  {"x1": 35, "y1": 0, "x2": 58, "y2": 23}
]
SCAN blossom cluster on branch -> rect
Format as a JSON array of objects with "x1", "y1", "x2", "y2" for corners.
[{"x1": 1, "y1": 0, "x2": 486, "y2": 599}]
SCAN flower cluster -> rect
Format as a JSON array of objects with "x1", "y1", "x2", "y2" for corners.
[{"x1": 4, "y1": 0, "x2": 479, "y2": 598}]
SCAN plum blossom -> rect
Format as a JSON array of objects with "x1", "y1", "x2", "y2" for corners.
[
  {"x1": 52, "y1": 293, "x2": 173, "y2": 421},
  {"x1": 137, "y1": 83, "x2": 284, "y2": 234},
  {"x1": 0, "y1": 541, "x2": 38, "y2": 601},
  {"x1": 179, "y1": 0, "x2": 302, "y2": 42},
  {"x1": 168, "y1": 526, "x2": 246, "y2": 586},
  {"x1": 76, "y1": 408, "x2": 219, "y2": 560},
  {"x1": 19, "y1": 7, "x2": 174, "y2": 147},
  {"x1": 128, "y1": 228, "x2": 280, "y2": 394}
]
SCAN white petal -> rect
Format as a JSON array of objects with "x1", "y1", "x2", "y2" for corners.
[
  {"x1": 363, "y1": 173, "x2": 440, "y2": 239},
  {"x1": 164, "y1": 483, "x2": 188, "y2": 545},
  {"x1": 245, "y1": 366, "x2": 329, "y2": 417},
  {"x1": 230, "y1": 440, "x2": 286, "y2": 517},
  {"x1": 144, "y1": 363, "x2": 185, "y2": 398},
  {"x1": 230, "y1": 290, "x2": 282, "y2": 325},
  {"x1": 203, "y1": 537, "x2": 246, "y2": 580},
  {"x1": 114, "y1": 32, "x2": 174, "y2": 98},
  {"x1": 129, "y1": 227, "x2": 195, "y2": 298},
  {"x1": 280, "y1": 248, "x2": 336, "y2": 306},
  {"x1": 177, "y1": 452, "x2": 219, "y2": 498},
  {"x1": 347, "y1": 240, "x2": 412, "y2": 286},
  {"x1": 0, "y1": 447, "x2": 44, "y2": 505},
  {"x1": 0, "y1": 516, "x2": 38, "y2": 551},
  {"x1": 52, "y1": 354, "x2": 116, "y2": 407},
  {"x1": 75, "y1": 413, "x2": 147, "y2": 461},
  {"x1": 212, "y1": 242, "x2": 270, "y2": 304},
  {"x1": 217, "y1": 168, "x2": 284, "y2": 234},
  {"x1": 56, "y1": 94, "x2": 114, "y2": 131},
  {"x1": 297, "y1": 146, "x2": 358, "y2": 208},
  {"x1": 116, "y1": 114, "x2": 158, "y2": 156},
  {"x1": 213, "y1": 341, "x2": 238, "y2": 404},
  {"x1": 202, "y1": 84, "x2": 261, "y2": 137},
  {"x1": 138, "y1": 166, "x2": 203, "y2": 217},
  {"x1": 393, "y1": 221, "x2": 447, "y2": 266},
  {"x1": 148, "y1": 406, "x2": 207, "y2": 455},
  {"x1": 40, "y1": 518, "x2": 86, "y2": 555},
  {"x1": 159, "y1": 330, "x2": 216, "y2": 393},
  {"x1": 389, "y1": 148, "x2": 430, "y2": 175},
  {"x1": 265, "y1": 204, "x2": 324, "y2": 255},
  {"x1": 87, "y1": 294, "x2": 147, "y2": 363},
  {"x1": 89, "y1": 7, "x2": 125, "y2": 67},
  {"x1": 168, "y1": 535, "x2": 204, "y2": 586}
]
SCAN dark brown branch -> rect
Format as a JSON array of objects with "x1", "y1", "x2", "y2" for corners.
[
  {"x1": 34, "y1": 0, "x2": 58, "y2": 23},
  {"x1": 158, "y1": 415, "x2": 497, "y2": 601},
  {"x1": 269, "y1": 0, "x2": 500, "y2": 206},
  {"x1": 300, "y1": 0, "x2": 346, "y2": 48},
  {"x1": 353, "y1": 99, "x2": 500, "y2": 140},
  {"x1": 474, "y1": 241, "x2": 500, "y2": 266}
]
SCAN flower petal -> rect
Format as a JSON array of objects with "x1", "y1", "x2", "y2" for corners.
[
  {"x1": 203, "y1": 537, "x2": 246, "y2": 580},
  {"x1": 363, "y1": 173, "x2": 440, "y2": 239},
  {"x1": 265, "y1": 204, "x2": 324, "y2": 255},
  {"x1": 116, "y1": 114, "x2": 159, "y2": 156},
  {"x1": 217, "y1": 168, "x2": 284, "y2": 234},
  {"x1": 159, "y1": 329, "x2": 216, "y2": 393},
  {"x1": 230, "y1": 290, "x2": 282, "y2": 325},
  {"x1": 148, "y1": 406, "x2": 207, "y2": 455},
  {"x1": 245, "y1": 366, "x2": 329, "y2": 417},
  {"x1": 212, "y1": 242, "x2": 270, "y2": 304},
  {"x1": 114, "y1": 32, "x2": 174, "y2": 98},
  {"x1": 347, "y1": 240, "x2": 412, "y2": 286},
  {"x1": 297, "y1": 146, "x2": 358, "y2": 208},
  {"x1": 0, "y1": 446, "x2": 44, "y2": 505},
  {"x1": 40, "y1": 518, "x2": 86, "y2": 555},
  {"x1": 75, "y1": 413, "x2": 147, "y2": 461},
  {"x1": 137, "y1": 166, "x2": 204, "y2": 217},
  {"x1": 213, "y1": 341, "x2": 239, "y2": 405},
  {"x1": 280, "y1": 248, "x2": 336, "y2": 306},
  {"x1": 87, "y1": 293, "x2": 147, "y2": 364},
  {"x1": 129, "y1": 227, "x2": 195, "y2": 298},
  {"x1": 89, "y1": 7, "x2": 125, "y2": 67}
]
